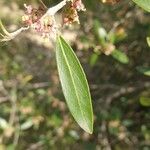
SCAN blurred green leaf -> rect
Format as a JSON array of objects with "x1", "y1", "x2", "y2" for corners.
[
  {"x1": 110, "y1": 107, "x2": 122, "y2": 120},
  {"x1": 93, "y1": 20, "x2": 107, "y2": 44},
  {"x1": 136, "y1": 66, "x2": 150, "y2": 76},
  {"x1": 69, "y1": 130, "x2": 79, "y2": 140},
  {"x1": 48, "y1": 114, "x2": 62, "y2": 127},
  {"x1": 132, "y1": 0, "x2": 150, "y2": 12},
  {"x1": 89, "y1": 53, "x2": 100, "y2": 67},
  {"x1": 111, "y1": 49, "x2": 129, "y2": 64},
  {"x1": 122, "y1": 119, "x2": 133, "y2": 127},
  {"x1": 6, "y1": 144, "x2": 15, "y2": 150},
  {"x1": 108, "y1": 31, "x2": 116, "y2": 44},
  {"x1": 98, "y1": 27, "x2": 107, "y2": 40},
  {"x1": 20, "y1": 120, "x2": 33, "y2": 130},
  {"x1": 0, "y1": 117, "x2": 9, "y2": 129},
  {"x1": 108, "y1": 29, "x2": 127, "y2": 44},
  {"x1": 140, "y1": 97, "x2": 150, "y2": 107},
  {"x1": 36, "y1": 89, "x2": 46, "y2": 95},
  {"x1": 141, "y1": 125, "x2": 150, "y2": 140},
  {"x1": 56, "y1": 36, "x2": 93, "y2": 134},
  {"x1": 147, "y1": 37, "x2": 150, "y2": 47}
]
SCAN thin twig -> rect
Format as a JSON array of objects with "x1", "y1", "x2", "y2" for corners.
[
  {"x1": 105, "y1": 81, "x2": 150, "y2": 107},
  {"x1": 39, "y1": 0, "x2": 47, "y2": 9}
]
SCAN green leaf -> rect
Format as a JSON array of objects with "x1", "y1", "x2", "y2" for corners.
[
  {"x1": 89, "y1": 53, "x2": 100, "y2": 67},
  {"x1": 0, "y1": 117, "x2": 9, "y2": 129},
  {"x1": 111, "y1": 49, "x2": 129, "y2": 64},
  {"x1": 147, "y1": 37, "x2": 150, "y2": 47},
  {"x1": 132, "y1": 0, "x2": 150, "y2": 12},
  {"x1": 56, "y1": 36, "x2": 93, "y2": 134},
  {"x1": 20, "y1": 120, "x2": 33, "y2": 130},
  {"x1": 140, "y1": 97, "x2": 150, "y2": 107},
  {"x1": 136, "y1": 66, "x2": 150, "y2": 76},
  {"x1": 93, "y1": 20, "x2": 107, "y2": 44}
]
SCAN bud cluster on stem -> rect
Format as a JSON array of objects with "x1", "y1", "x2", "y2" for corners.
[{"x1": 0, "y1": 0, "x2": 86, "y2": 42}]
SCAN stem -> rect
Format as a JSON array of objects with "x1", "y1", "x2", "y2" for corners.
[
  {"x1": 9, "y1": 26, "x2": 29, "y2": 37},
  {"x1": 0, "y1": 26, "x2": 29, "y2": 42},
  {"x1": 45, "y1": 0, "x2": 68, "y2": 16}
]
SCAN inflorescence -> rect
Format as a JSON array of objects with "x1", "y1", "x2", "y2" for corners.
[{"x1": 0, "y1": 0, "x2": 85, "y2": 42}]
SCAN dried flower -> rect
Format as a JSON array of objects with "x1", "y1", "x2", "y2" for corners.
[
  {"x1": 22, "y1": 4, "x2": 47, "y2": 26},
  {"x1": 62, "y1": 0, "x2": 86, "y2": 25},
  {"x1": 63, "y1": 3, "x2": 79, "y2": 25},
  {"x1": 73, "y1": 0, "x2": 86, "y2": 11},
  {"x1": 22, "y1": 4, "x2": 58, "y2": 40},
  {"x1": 102, "y1": 43, "x2": 115, "y2": 55}
]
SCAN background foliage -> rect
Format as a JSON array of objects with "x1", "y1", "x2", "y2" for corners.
[{"x1": 0, "y1": 0, "x2": 150, "y2": 149}]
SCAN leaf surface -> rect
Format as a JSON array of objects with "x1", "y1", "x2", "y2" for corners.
[
  {"x1": 56, "y1": 36, "x2": 93, "y2": 133},
  {"x1": 132, "y1": 0, "x2": 150, "y2": 12}
]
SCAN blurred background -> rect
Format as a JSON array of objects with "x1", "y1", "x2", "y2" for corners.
[{"x1": 0, "y1": 0, "x2": 150, "y2": 149}]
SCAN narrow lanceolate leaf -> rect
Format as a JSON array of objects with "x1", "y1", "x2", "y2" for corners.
[
  {"x1": 132, "y1": 0, "x2": 150, "y2": 12},
  {"x1": 111, "y1": 49, "x2": 129, "y2": 64},
  {"x1": 136, "y1": 66, "x2": 150, "y2": 76},
  {"x1": 56, "y1": 36, "x2": 93, "y2": 134}
]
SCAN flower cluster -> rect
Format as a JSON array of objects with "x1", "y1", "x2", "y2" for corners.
[
  {"x1": 22, "y1": 4, "x2": 57, "y2": 40},
  {"x1": 22, "y1": 4, "x2": 46, "y2": 26},
  {"x1": 63, "y1": 0, "x2": 86, "y2": 25},
  {"x1": 0, "y1": 0, "x2": 86, "y2": 42}
]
